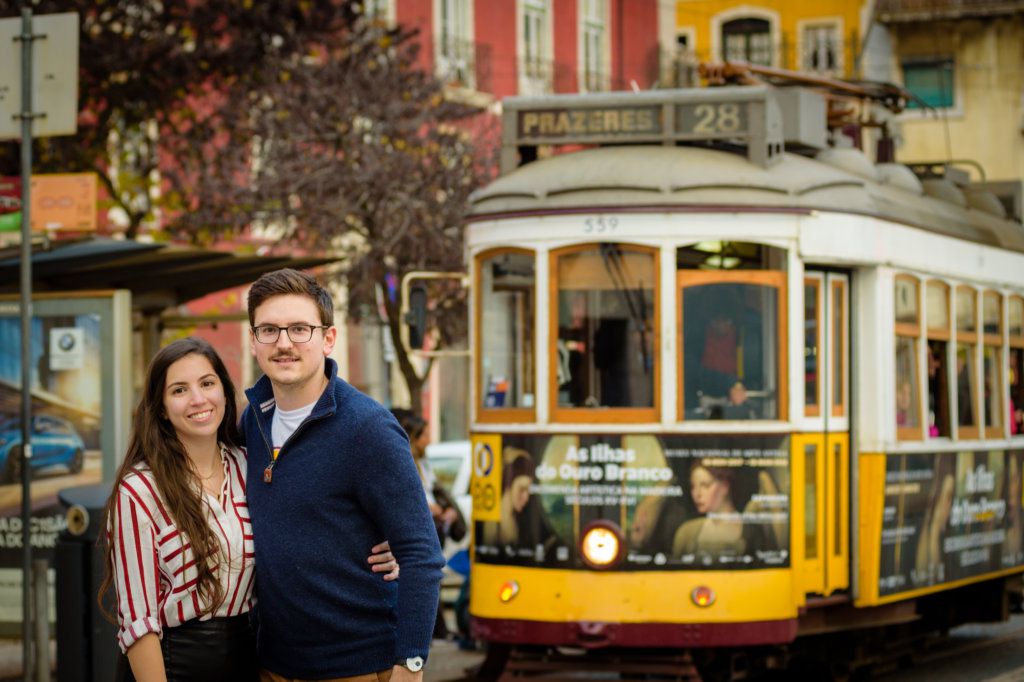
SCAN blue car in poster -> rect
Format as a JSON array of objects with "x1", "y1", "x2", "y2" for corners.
[{"x1": 0, "y1": 414, "x2": 86, "y2": 484}]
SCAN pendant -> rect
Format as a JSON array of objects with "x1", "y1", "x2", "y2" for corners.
[{"x1": 263, "y1": 466, "x2": 273, "y2": 484}]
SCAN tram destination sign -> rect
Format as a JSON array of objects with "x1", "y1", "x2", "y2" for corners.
[
  {"x1": 515, "y1": 101, "x2": 753, "y2": 144},
  {"x1": 502, "y1": 87, "x2": 783, "y2": 170},
  {"x1": 517, "y1": 106, "x2": 662, "y2": 140}
]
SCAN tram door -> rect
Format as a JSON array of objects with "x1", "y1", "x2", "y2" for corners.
[{"x1": 798, "y1": 272, "x2": 850, "y2": 597}]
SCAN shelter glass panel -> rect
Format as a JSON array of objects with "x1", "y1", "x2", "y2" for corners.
[
  {"x1": 479, "y1": 250, "x2": 536, "y2": 413},
  {"x1": 682, "y1": 282, "x2": 780, "y2": 420},
  {"x1": 555, "y1": 245, "x2": 655, "y2": 410}
]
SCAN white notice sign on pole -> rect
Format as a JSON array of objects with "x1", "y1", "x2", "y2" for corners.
[{"x1": 0, "y1": 12, "x2": 79, "y2": 139}]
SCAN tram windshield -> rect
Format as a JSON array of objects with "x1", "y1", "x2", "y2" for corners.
[
  {"x1": 554, "y1": 244, "x2": 655, "y2": 410},
  {"x1": 682, "y1": 281, "x2": 782, "y2": 420}
]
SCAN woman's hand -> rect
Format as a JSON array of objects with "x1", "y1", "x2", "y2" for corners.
[{"x1": 367, "y1": 540, "x2": 400, "y2": 581}]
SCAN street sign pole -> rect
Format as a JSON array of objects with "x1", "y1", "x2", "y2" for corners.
[{"x1": 16, "y1": 10, "x2": 37, "y2": 680}]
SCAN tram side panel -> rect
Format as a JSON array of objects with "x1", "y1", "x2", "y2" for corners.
[{"x1": 857, "y1": 446, "x2": 1024, "y2": 608}]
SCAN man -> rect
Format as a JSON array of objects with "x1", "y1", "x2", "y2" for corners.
[{"x1": 241, "y1": 268, "x2": 446, "y2": 681}]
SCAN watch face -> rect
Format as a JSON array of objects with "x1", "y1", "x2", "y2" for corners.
[{"x1": 405, "y1": 657, "x2": 424, "y2": 672}]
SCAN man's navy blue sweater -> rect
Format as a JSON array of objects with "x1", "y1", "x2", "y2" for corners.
[{"x1": 241, "y1": 359, "x2": 445, "y2": 678}]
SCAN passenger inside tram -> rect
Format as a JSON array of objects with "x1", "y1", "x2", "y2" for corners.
[
  {"x1": 1009, "y1": 348, "x2": 1023, "y2": 435},
  {"x1": 927, "y1": 341, "x2": 950, "y2": 438},
  {"x1": 683, "y1": 284, "x2": 775, "y2": 420}
]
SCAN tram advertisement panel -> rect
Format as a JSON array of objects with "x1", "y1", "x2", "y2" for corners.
[
  {"x1": 879, "y1": 449, "x2": 1024, "y2": 597},
  {"x1": 473, "y1": 434, "x2": 790, "y2": 570}
]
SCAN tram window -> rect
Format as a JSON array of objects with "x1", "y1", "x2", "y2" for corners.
[
  {"x1": 895, "y1": 337, "x2": 921, "y2": 432},
  {"x1": 927, "y1": 340, "x2": 951, "y2": 438},
  {"x1": 681, "y1": 280, "x2": 782, "y2": 420},
  {"x1": 477, "y1": 250, "x2": 536, "y2": 418},
  {"x1": 925, "y1": 281, "x2": 951, "y2": 439},
  {"x1": 804, "y1": 443, "x2": 818, "y2": 560},
  {"x1": 895, "y1": 275, "x2": 923, "y2": 440},
  {"x1": 676, "y1": 241, "x2": 786, "y2": 271},
  {"x1": 982, "y1": 292, "x2": 1003, "y2": 436},
  {"x1": 804, "y1": 278, "x2": 821, "y2": 417},
  {"x1": 831, "y1": 280, "x2": 846, "y2": 416},
  {"x1": 956, "y1": 286, "x2": 979, "y2": 438},
  {"x1": 553, "y1": 244, "x2": 656, "y2": 415},
  {"x1": 1012, "y1": 296, "x2": 1024, "y2": 436},
  {"x1": 1011, "y1": 347, "x2": 1024, "y2": 436}
]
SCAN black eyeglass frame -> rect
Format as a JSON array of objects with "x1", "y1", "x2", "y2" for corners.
[{"x1": 250, "y1": 324, "x2": 330, "y2": 344}]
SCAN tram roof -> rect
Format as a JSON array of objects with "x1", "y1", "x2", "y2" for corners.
[{"x1": 468, "y1": 145, "x2": 1024, "y2": 254}]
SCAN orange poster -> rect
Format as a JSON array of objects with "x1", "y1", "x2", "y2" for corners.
[{"x1": 30, "y1": 173, "x2": 98, "y2": 231}]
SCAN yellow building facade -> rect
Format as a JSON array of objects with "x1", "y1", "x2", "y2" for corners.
[
  {"x1": 881, "y1": 11, "x2": 1024, "y2": 192},
  {"x1": 675, "y1": 1, "x2": 868, "y2": 78}
]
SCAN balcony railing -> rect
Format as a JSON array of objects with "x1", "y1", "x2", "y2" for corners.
[
  {"x1": 877, "y1": 0, "x2": 1024, "y2": 21},
  {"x1": 436, "y1": 36, "x2": 477, "y2": 89}
]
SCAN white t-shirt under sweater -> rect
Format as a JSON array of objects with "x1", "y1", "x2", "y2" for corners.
[{"x1": 271, "y1": 401, "x2": 316, "y2": 459}]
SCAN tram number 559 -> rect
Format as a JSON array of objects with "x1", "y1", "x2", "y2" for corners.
[{"x1": 583, "y1": 215, "x2": 618, "y2": 234}]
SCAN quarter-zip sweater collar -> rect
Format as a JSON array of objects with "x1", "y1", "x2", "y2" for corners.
[{"x1": 242, "y1": 359, "x2": 445, "y2": 679}]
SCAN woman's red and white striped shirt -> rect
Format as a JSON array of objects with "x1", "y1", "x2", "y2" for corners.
[{"x1": 110, "y1": 444, "x2": 255, "y2": 653}]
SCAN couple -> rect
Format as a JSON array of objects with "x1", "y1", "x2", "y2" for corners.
[{"x1": 101, "y1": 269, "x2": 446, "y2": 681}]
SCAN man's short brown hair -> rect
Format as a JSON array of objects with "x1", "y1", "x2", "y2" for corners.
[{"x1": 248, "y1": 268, "x2": 334, "y2": 326}]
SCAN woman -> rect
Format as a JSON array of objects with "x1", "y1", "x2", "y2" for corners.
[
  {"x1": 672, "y1": 464, "x2": 744, "y2": 558},
  {"x1": 392, "y1": 409, "x2": 465, "y2": 545},
  {"x1": 101, "y1": 338, "x2": 396, "y2": 681}
]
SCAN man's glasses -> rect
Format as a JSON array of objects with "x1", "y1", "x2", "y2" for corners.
[{"x1": 251, "y1": 324, "x2": 328, "y2": 344}]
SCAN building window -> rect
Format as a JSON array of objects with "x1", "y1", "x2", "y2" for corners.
[
  {"x1": 579, "y1": 0, "x2": 608, "y2": 91},
  {"x1": 519, "y1": 0, "x2": 552, "y2": 94},
  {"x1": 903, "y1": 58, "x2": 955, "y2": 110},
  {"x1": 722, "y1": 18, "x2": 772, "y2": 66},
  {"x1": 363, "y1": 0, "x2": 394, "y2": 24},
  {"x1": 801, "y1": 22, "x2": 839, "y2": 74},
  {"x1": 436, "y1": 0, "x2": 475, "y2": 88}
]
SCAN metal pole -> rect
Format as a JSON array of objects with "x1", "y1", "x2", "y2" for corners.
[
  {"x1": 18, "y1": 8, "x2": 35, "y2": 682},
  {"x1": 32, "y1": 560, "x2": 48, "y2": 682}
]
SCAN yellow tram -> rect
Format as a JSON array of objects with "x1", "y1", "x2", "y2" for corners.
[{"x1": 462, "y1": 84, "x2": 1024, "y2": 678}]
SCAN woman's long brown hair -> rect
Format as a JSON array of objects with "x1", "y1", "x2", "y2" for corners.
[{"x1": 99, "y1": 337, "x2": 241, "y2": 621}]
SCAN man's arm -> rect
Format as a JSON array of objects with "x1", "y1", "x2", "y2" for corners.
[{"x1": 352, "y1": 415, "x2": 446, "y2": 669}]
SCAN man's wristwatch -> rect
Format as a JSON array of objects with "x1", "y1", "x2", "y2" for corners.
[{"x1": 397, "y1": 657, "x2": 425, "y2": 672}]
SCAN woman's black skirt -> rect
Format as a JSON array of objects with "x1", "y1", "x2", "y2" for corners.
[{"x1": 117, "y1": 613, "x2": 257, "y2": 682}]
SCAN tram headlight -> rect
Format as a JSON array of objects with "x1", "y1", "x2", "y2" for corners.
[
  {"x1": 499, "y1": 580, "x2": 520, "y2": 603},
  {"x1": 691, "y1": 585, "x2": 716, "y2": 608},
  {"x1": 579, "y1": 521, "x2": 624, "y2": 570}
]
